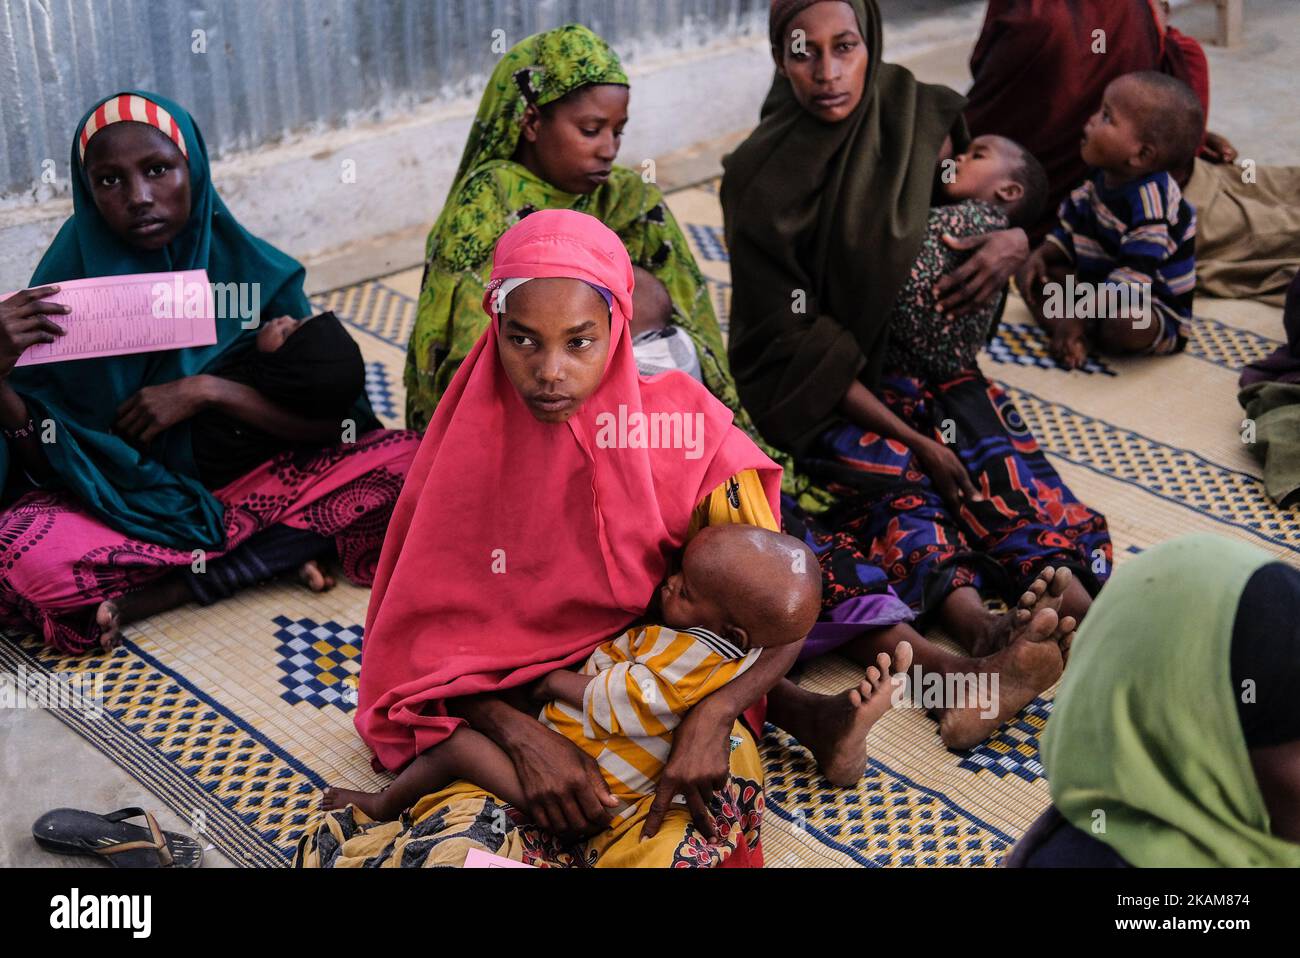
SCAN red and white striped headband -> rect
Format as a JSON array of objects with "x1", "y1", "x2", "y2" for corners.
[{"x1": 78, "y1": 94, "x2": 189, "y2": 164}]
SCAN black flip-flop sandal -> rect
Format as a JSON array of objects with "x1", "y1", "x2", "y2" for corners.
[{"x1": 32, "y1": 807, "x2": 204, "y2": 868}]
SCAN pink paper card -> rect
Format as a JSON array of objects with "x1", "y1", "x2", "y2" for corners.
[
  {"x1": 9, "y1": 269, "x2": 217, "y2": 367},
  {"x1": 463, "y1": 848, "x2": 536, "y2": 869}
]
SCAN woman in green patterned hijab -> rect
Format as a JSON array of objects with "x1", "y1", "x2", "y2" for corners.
[{"x1": 404, "y1": 24, "x2": 762, "y2": 456}]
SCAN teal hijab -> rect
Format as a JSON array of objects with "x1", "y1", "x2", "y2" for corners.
[{"x1": 3, "y1": 91, "x2": 315, "y2": 550}]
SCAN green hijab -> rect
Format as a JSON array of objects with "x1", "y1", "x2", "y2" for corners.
[
  {"x1": 405, "y1": 24, "x2": 813, "y2": 506},
  {"x1": 1043, "y1": 534, "x2": 1300, "y2": 867},
  {"x1": 4, "y1": 91, "x2": 313, "y2": 550},
  {"x1": 450, "y1": 23, "x2": 629, "y2": 187},
  {"x1": 721, "y1": 0, "x2": 969, "y2": 456}
]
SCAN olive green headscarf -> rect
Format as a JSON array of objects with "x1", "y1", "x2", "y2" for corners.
[
  {"x1": 721, "y1": 0, "x2": 969, "y2": 456},
  {"x1": 1043, "y1": 534, "x2": 1300, "y2": 867},
  {"x1": 450, "y1": 23, "x2": 629, "y2": 186},
  {"x1": 406, "y1": 26, "x2": 708, "y2": 424},
  {"x1": 403, "y1": 23, "x2": 821, "y2": 505}
]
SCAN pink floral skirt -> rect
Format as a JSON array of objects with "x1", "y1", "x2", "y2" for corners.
[{"x1": 0, "y1": 429, "x2": 419, "y2": 654}]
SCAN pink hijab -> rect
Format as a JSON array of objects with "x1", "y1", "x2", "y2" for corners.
[{"x1": 356, "y1": 210, "x2": 781, "y2": 771}]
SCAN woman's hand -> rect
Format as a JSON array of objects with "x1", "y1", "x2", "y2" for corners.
[
  {"x1": 508, "y1": 719, "x2": 618, "y2": 838},
  {"x1": 643, "y1": 700, "x2": 733, "y2": 840},
  {"x1": 114, "y1": 375, "x2": 213, "y2": 445},
  {"x1": 0, "y1": 286, "x2": 68, "y2": 378},
  {"x1": 911, "y1": 436, "x2": 981, "y2": 513},
  {"x1": 1203, "y1": 131, "x2": 1239, "y2": 165},
  {"x1": 934, "y1": 228, "x2": 1030, "y2": 317}
]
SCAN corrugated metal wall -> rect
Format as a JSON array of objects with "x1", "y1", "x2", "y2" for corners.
[{"x1": 0, "y1": 0, "x2": 768, "y2": 199}]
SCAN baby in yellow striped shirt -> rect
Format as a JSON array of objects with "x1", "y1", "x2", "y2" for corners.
[
  {"x1": 323, "y1": 524, "x2": 821, "y2": 827},
  {"x1": 535, "y1": 524, "x2": 823, "y2": 823}
]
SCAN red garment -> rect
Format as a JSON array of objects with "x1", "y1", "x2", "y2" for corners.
[
  {"x1": 355, "y1": 209, "x2": 781, "y2": 772},
  {"x1": 1161, "y1": 25, "x2": 1211, "y2": 155},
  {"x1": 720, "y1": 828, "x2": 764, "y2": 868},
  {"x1": 964, "y1": 0, "x2": 1162, "y2": 240},
  {"x1": 1162, "y1": 27, "x2": 1210, "y2": 120}
]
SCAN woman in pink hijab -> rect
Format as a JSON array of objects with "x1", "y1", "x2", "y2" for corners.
[{"x1": 301, "y1": 210, "x2": 897, "y2": 867}]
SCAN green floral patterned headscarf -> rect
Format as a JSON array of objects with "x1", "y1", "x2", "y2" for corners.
[
  {"x1": 404, "y1": 24, "x2": 825, "y2": 509},
  {"x1": 451, "y1": 24, "x2": 628, "y2": 185}
]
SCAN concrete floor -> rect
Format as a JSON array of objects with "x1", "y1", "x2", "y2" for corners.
[
  {"x1": 3, "y1": 0, "x2": 1298, "y2": 869},
  {"x1": 0, "y1": 706, "x2": 233, "y2": 867}
]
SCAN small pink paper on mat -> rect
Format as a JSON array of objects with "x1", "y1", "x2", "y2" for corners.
[
  {"x1": 463, "y1": 848, "x2": 535, "y2": 869},
  {"x1": 10, "y1": 269, "x2": 217, "y2": 367}
]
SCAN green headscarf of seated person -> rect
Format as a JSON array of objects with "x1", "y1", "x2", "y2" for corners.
[
  {"x1": 405, "y1": 25, "x2": 752, "y2": 449},
  {"x1": 1043, "y1": 534, "x2": 1300, "y2": 867}
]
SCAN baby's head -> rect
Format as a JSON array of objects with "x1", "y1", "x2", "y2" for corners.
[
  {"x1": 248, "y1": 312, "x2": 366, "y2": 419},
  {"x1": 941, "y1": 134, "x2": 1048, "y2": 230},
  {"x1": 1081, "y1": 72, "x2": 1204, "y2": 180},
  {"x1": 656, "y1": 525, "x2": 822, "y2": 651},
  {"x1": 257, "y1": 315, "x2": 303, "y2": 352}
]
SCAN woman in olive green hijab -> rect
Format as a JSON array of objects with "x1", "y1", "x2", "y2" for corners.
[
  {"x1": 405, "y1": 24, "x2": 749, "y2": 442},
  {"x1": 1013, "y1": 534, "x2": 1300, "y2": 867}
]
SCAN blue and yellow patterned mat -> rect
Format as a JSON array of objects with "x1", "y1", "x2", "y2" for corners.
[{"x1": 3, "y1": 180, "x2": 1294, "y2": 868}]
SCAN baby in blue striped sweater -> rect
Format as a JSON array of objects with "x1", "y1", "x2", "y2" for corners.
[{"x1": 1016, "y1": 71, "x2": 1204, "y2": 370}]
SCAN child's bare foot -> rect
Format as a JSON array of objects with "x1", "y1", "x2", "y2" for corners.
[
  {"x1": 297, "y1": 559, "x2": 336, "y2": 593},
  {"x1": 972, "y1": 566, "x2": 1074, "y2": 656},
  {"x1": 802, "y1": 641, "x2": 913, "y2": 787},
  {"x1": 1050, "y1": 318, "x2": 1089, "y2": 370},
  {"x1": 95, "y1": 600, "x2": 121, "y2": 653},
  {"x1": 1011, "y1": 566, "x2": 1073, "y2": 628},
  {"x1": 321, "y1": 786, "x2": 395, "y2": 821},
  {"x1": 938, "y1": 607, "x2": 1074, "y2": 750}
]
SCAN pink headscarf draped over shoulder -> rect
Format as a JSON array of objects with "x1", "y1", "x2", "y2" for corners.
[{"x1": 356, "y1": 209, "x2": 781, "y2": 772}]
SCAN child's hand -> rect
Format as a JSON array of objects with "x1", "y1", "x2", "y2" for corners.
[
  {"x1": 1015, "y1": 249, "x2": 1051, "y2": 309},
  {"x1": 1049, "y1": 318, "x2": 1090, "y2": 371},
  {"x1": 912, "y1": 438, "x2": 982, "y2": 514},
  {"x1": 1203, "y1": 131, "x2": 1239, "y2": 165}
]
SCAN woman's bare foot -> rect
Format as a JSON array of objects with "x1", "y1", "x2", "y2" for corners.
[
  {"x1": 1059, "y1": 622, "x2": 1079, "y2": 667},
  {"x1": 938, "y1": 607, "x2": 1074, "y2": 750},
  {"x1": 321, "y1": 785, "x2": 396, "y2": 822},
  {"x1": 297, "y1": 559, "x2": 336, "y2": 593},
  {"x1": 798, "y1": 641, "x2": 914, "y2": 787},
  {"x1": 95, "y1": 600, "x2": 121, "y2": 653}
]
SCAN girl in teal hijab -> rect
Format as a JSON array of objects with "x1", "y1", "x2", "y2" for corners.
[
  {"x1": 1030, "y1": 534, "x2": 1300, "y2": 867},
  {"x1": 1, "y1": 90, "x2": 321, "y2": 550},
  {"x1": 0, "y1": 92, "x2": 414, "y2": 656}
]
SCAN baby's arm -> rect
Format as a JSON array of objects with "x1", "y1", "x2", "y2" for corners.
[
  {"x1": 534, "y1": 669, "x2": 594, "y2": 710},
  {"x1": 582, "y1": 646, "x2": 756, "y2": 741}
]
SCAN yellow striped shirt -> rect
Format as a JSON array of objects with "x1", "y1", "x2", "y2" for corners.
[{"x1": 541, "y1": 624, "x2": 759, "y2": 820}]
